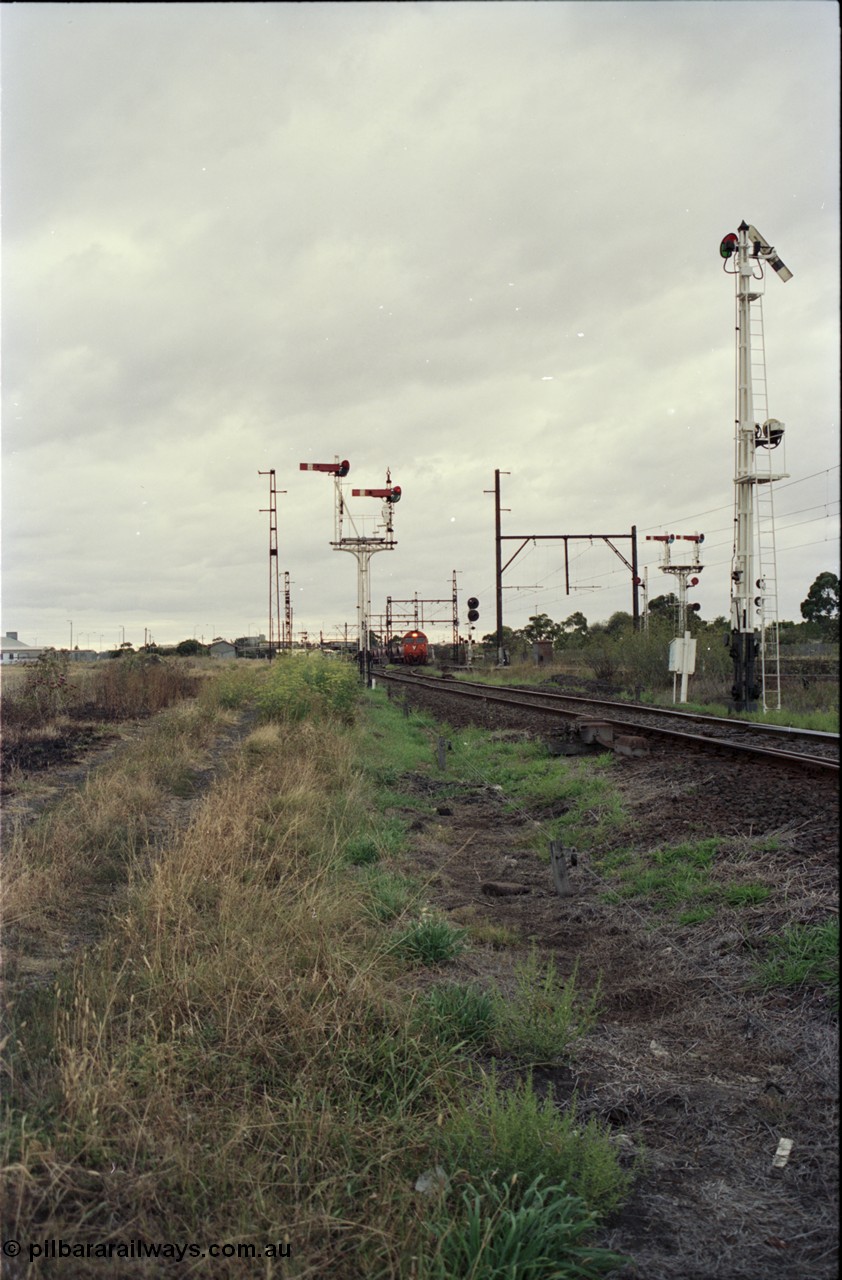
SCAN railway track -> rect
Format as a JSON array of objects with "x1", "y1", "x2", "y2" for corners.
[{"x1": 376, "y1": 670, "x2": 839, "y2": 776}]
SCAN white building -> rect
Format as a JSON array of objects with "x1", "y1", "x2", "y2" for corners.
[{"x1": 1, "y1": 632, "x2": 44, "y2": 664}]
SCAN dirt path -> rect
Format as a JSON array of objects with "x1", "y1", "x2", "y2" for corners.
[{"x1": 388, "y1": 697, "x2": 838, "y2": 1279}]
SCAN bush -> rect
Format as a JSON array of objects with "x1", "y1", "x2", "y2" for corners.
[{"x1": 257, "y1": 654, "x2": 359, "y2": 723}]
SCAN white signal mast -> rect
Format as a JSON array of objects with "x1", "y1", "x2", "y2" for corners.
[
  {"x1": 299, "y1": 457, "x2": 401, "y2": 685},
  {"x1": 720, "y1": 222, "x2": 792, "y2": 713},
  {"x1": 645, "y1": 532, "x2": 704, "y2": 703}
]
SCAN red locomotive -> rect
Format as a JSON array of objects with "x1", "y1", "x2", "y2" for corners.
[{"x1": 388, "y1": 630, "x2": 429, "y2": 665}]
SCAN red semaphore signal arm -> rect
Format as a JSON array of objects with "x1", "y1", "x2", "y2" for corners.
[
  {"x1": 352, "y1": 486, "x2": 401, "y2": 502},
  {"x1": 299, "y1": 460, "x2": 350, "y2": 476}
]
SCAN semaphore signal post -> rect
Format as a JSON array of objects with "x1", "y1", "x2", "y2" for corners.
[
  {"x1": 720, "y1": 221, "x2": 792, "y2": 712},
  {"x1": 646, "y1": 532, "x2": 704, "y2": 704},
  {"x1": 300, "y1": 458, "x2": 401, "y2": 686}
]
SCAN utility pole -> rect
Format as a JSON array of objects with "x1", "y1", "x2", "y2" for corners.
[
  {"x1": 259, "y1": 469, "x2": 285, "y2": 658},
  {"x1": 484, "y1": 469, "x2": 509, "y2": 665}
]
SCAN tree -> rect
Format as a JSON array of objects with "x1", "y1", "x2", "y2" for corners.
[
  {"x1": 521, "y1": 613, "x2": 561, "y2": 644},
  {"x1": 647, "y1": 593, "x2": 678, "y2": 618},
  {"x1": 176, "y1": 638, "x2": 204, "y2": 657},
  {"x1": 480, "y1": 626, "x2": 517, "y2": 649},
  {"x1": 800, "y1": 572, "x2": 839, "y2": 639},
  {"x1": 561, "y1": 611, "x2": 588, "y2": 638},
  {"x1": 605, "y1": 610, "x2": 634, "y2": 637}
]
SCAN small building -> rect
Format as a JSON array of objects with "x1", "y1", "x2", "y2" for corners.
[
  {"x1": 209, "y1": 639, "x2": 237, "y2": 660},
  {"x1": 1, "y1": 632, "x2": 44, "y2": 664},
  {"x1": 532, "y1": 640, "x2": 554, "y2": 665},
  {"x1": 234, "y1": 634, "x2": 268, "y2": 658}
]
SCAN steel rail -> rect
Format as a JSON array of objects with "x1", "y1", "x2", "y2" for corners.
[{"x1": 376, "y1": 671, "x2": 839, "y2": 776}]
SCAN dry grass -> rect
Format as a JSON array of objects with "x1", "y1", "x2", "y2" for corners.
[{"x1": 2, "y1": 700, "x2": 436, "y2": 1275}]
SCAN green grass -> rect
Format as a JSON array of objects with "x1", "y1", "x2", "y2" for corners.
[
  {"x1": 391, "y1": 913, "x2": 468, "y2": 966},
  {"x1": 596, "y1": 838, "x2": 777, "y2": 921},
  {"x1": 358, "y1": 866, "x2": 420, "y2": 921},
  {"x1": 755, "y1": 918, "x2": 839, "y2": 1007},
  {"x1": 422, "y1": 1175, "x2": 628, "y2": 1279},
  {"x1": 445, "y1": 731, "x2": 625, "y2": 853},
  {"x1": 443, "y1": 1072, "x2": 632, "y2": 1218},
  {"x1": 415, "y1": 983, "x2": 497, "y2": 1047},
  {"x1": 357, "y1": 688, "x2": 443, "y2": 785},
  {"x1": 493, "y1": 951, "x2": 599, "y2": 1062},
  {"x1": 722, "y1": 883, "x2": 771, "y2": 908}
]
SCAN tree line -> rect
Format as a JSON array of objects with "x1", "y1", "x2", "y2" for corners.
[{"x1": 480, "y1": 571, "x2": 839, "y2": 657}]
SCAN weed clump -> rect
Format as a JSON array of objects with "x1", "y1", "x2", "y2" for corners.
[
  {"x1": 493, "y1": 950, "x2": 599, "y2": 1061},
  {"x1": 756, "y1": 918, "x2": 839, "y2": 1008},
  {"x1": 424, "y1": 1175, "x2": 628, "y2": 1280},
  {"x1": 416, "y1": 983, "x2": 497, "y2": 1047},
  {"x1": 443, "y1": 1072, "x2": 632, "y2": 1218},
  {"x1": 391, "y1": 913, "x2": 467, "y2": 965}
]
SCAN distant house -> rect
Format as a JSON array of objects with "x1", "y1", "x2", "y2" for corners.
[
  {"x1": 1, "y1": 632, "x2": 44, "y2": 664},
  {"x1": 209, "y1": 639, "x2": 237, "y2": 660}
]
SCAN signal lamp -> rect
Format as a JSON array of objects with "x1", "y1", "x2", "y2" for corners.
[
  {"x1": 467, "y1": 596, "x2": 480, "y2": 623},
  {"x1": 388, "y1": 485, "x2": 401, "y2": 503},
  {"x1": 689, "y1": 602, "x2": 701, "y2": 612},
  {"x1": 720, "y1": 233, "x2": 738, "y2": 259}
]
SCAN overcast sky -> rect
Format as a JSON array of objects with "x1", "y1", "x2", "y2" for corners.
[{"x1": 2, "y1": 1, "x2": 839, "y2": 652}]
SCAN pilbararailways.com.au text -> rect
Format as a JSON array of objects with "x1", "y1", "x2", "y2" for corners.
[{"x1": 2, "y1": 1238, "x2": 292, "y2": 1264}]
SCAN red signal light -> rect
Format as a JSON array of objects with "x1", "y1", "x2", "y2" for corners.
[{"x1": 720, "y1": 233, "x2": 738, "y2": 259}]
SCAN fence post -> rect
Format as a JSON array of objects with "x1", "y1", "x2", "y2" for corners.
[{"x1": 549, "y1": 840, "x2": 575, "y2": 897}]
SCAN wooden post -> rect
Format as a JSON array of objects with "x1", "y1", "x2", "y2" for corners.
[
  {"x1": 436, "y1": 736, "x2": 447, "y2": 770},
  {"x1": 549, "y1": 841, "x2": 575, "y2": 897}
]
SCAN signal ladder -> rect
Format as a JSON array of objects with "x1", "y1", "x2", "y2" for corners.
[{"x1": 749, "y1": 295, "x2": 783, "y2": 711}]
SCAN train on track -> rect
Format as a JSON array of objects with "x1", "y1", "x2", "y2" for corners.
[{"x1": 386, "y1": 630, "x2": 430, "y2": 666}]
